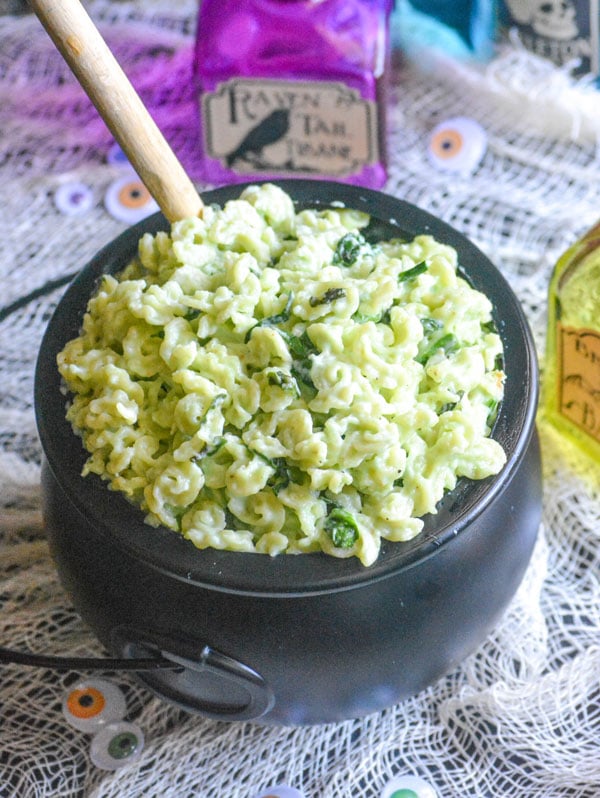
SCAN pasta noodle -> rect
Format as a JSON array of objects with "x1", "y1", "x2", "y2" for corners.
[{"x1": 57, "y1": 184, "x2": 506, "y2": 566}]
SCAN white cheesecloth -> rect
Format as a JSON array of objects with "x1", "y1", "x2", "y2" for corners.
[{"x1": 1, "y1": 2, "x2": 599, "y2": 796}]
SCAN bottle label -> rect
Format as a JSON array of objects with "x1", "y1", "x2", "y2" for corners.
[
  {"x1": 499, "y1": 0, "x2": 600, "y2": 77},
  {"x1": 558, "y1": 323, "x2": 600, "y2": 442},
  {"x1": 201, "y1": 78, "x2": 379, "y2": 178}
]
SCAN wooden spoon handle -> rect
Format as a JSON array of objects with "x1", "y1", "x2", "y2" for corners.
[{"x1": 29, "y1": 0, "x2": 204, "y2": 223}]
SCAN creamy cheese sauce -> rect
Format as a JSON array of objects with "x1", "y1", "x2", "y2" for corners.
[{"x1": 58, "y1": 184, "x2": 506, "y2": 565}]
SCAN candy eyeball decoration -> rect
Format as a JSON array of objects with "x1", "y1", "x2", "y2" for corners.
[
  {"x1": 89, "y1": 720, "x2": 145, "y2": 770},
  {"x1": 380, "y1": 774, "x2": 438, "y2": 798},
  {"x1": 253, "y1": 786, "x2": 305, "y2": 798},
  {"x1": 427, "y1": 116, "x2": 487, "y2": 176},
  {"x1": 104, "y1": 175, "x2": 159, "y2": 224},
  {"x1": 54, "y1": 182, "x2": 95, "y2": 216},
  {"x1": 62, "y1": 678, "x2": 127, "y2": 733},
  {"x1": 62, "y1": 679, "x2": 145, "y2": 770}
]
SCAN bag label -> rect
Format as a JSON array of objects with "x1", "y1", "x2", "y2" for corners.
[
  {"x1": 558, "y1": 324, "x2": 600, "y2": 442},
  {"x1": 201, "y1": 78, "x2": 379, "y2": 177}
]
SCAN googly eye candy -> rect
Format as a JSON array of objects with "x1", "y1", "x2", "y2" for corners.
[
  {"x1": 427, "y1": 116, "x2": 487, "y2": 176},
  {"x1": 54, "y1": 182, "x2": 95, "y2": 216},
  {"x1": 104, "y1": 175, "x2": 159, "y2": 224},
  {"x1": 380, "y1": 774, "x2": 438, "y2": 798},
  {"x1": 62, "y1": 678, "x2": 127, "y2": 733},
  {"x1": 253, "y1": 786, "x2": 305, "y2": 798},
  {"x1": 89, "y1": 720, "x2": 144, "y2": 770}
]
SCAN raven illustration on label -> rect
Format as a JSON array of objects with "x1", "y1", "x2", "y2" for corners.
[{"x1": 225, "y1": 108, "x2": 291, "y2": 169}]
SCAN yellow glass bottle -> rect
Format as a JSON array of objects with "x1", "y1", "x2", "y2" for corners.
[{"x1": 544, "y1": 219, "x2": 600, "y2": 464}]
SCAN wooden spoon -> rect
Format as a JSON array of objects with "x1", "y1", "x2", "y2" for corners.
[{"x1": 29, "y1": 0, "x2": 204, "y2": 223}]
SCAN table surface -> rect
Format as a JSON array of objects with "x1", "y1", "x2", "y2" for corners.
[{"x1": 1, "y1": 2, "x2": 600, "y2": 797}]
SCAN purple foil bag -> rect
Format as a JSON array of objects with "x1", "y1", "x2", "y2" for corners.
[{"x1": 194, "y1": 0, "x2": 393, "y2": 188}]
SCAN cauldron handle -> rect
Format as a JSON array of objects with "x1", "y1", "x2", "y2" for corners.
[{"x1": 113, "y1": 628, "x2": 275, "y2": 722}]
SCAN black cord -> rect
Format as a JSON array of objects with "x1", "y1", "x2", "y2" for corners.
[
  {"x1": 0, "y1": 262, "x2": 187, "y2": 675},
  {"x1": 0, "y1": 271, "x2": 78, "y2": 324},
  {"x1": 0, "y1": 645, "x2": 183, "y2": 672},
  {"x1": 1, "y1": 271, "x2": 188, "y2": 676}
]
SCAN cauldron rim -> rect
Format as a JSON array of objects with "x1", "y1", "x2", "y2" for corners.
[{"x1": 35, "y1": 179, "x2": 540, "y2": 597}]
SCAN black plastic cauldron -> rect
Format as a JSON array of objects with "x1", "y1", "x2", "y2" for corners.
[{"x1": 35, "y1": 180, "x2": 542, "y2": 726}]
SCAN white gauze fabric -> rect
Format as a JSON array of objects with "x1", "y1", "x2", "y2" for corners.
[{"x1": 1, "y1": 2, "x2": 599, "y2": 796}]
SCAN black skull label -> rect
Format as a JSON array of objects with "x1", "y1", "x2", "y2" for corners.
[{"x1": 505, "y1": 0, "x2": 579, "y2": 40}]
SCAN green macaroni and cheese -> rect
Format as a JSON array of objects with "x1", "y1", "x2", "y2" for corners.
[{"x1": 57, "y1": 183, "x2": 506, "y2": 566}]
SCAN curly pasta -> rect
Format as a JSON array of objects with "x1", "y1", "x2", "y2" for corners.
[{"x1": 57, "y1": 183, "x2": 506, "y2": 565}]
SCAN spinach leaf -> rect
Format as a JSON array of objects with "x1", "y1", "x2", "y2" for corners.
[
  {"x1": 291, "y1": 362, "x2": 315, "y2": 390},
  {"x1": 332, "y1": 232, "x2": 366, "y2": 266},
  {"x1": 276, "y1": 329, "x2": 318, "y2": 390},
  {"x1": 421, "y1": 317, "x2": 443, "y2": 335},
  {"x1": 245, "y1": 292, "x2": 293, "y2": 342},
  {"x1": 267, "y1": 369, "x2": 300, "y2": 396},
  {"x1": 398, "y1": 260, "x2": 427, "y2": 282},
  {"x1": 324, "y1": 506, "x2": 359, "y2": 548},
  {"x1": 191, "y1": 436, "x2": 225, "y2": 463},
  {"x1": 309, "y1": 287, "x2": 346, "y2": 307},
  {"x1": 416, "y1": 333, "x2": 460, "y2": 365},
  {"x1": 267, "y1": 458, "x2": 304, "y2": 495},
  {"x1": 282, "y1": 329, "x2": 315, "y2": 359},
  {"x1": 352, "y1": 306, "x2": 392, "y2": 324}
]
